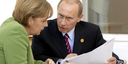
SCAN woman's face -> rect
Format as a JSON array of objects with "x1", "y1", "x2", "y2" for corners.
[{"x1": 29, "y1": 16, "x2": 48, "y2": 35}]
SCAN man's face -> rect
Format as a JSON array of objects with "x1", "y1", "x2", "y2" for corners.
[{"x1": 57, "y1": 1, "x2": 83, "y2": 33}]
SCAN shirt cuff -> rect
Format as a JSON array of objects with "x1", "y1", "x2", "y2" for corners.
[
  {"x1": 117, "y1": 59, "x2": 124, "y2": 64},
  {"x1": 56, "y1": 60, "x2": 59, "y2": 64}
]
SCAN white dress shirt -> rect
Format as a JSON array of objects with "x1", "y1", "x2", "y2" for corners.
[{"x1": 62, "y1": 27, "x2": 75, "y2": 53}]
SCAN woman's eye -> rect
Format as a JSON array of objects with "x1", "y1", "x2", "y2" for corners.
[{"x1": 42, "y1": 20, "x2": 46, "y2": 22}]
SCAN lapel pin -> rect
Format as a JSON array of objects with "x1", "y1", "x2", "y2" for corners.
[{"x1": 80, "y1": 38, "x2": 84, "y2": 43}]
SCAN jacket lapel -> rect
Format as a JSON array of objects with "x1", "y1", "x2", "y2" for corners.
[
  {"x1": 73, "y1": 22, "x2": 86, "y2": 54},
  {"x1": 49, "y1": 20, "x2": 86, "y2": 56},
  {"x1": 50, "y1": 20, "x2": 68, "y2": 57}
]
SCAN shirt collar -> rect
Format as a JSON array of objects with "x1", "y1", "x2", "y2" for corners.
[{"x1": 62, "y1": 27, "x2": 75, "y2": 40}]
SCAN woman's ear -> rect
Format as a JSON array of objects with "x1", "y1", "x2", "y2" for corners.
[{"x1": 28, "y1": 17, "x2": 33, "y2": 26}]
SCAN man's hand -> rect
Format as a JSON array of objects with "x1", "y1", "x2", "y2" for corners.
[
  {"x1": 44, "y1": 58, "x2": 55, "y2": 64},
  {"x1": 105, "y1": 57, "x2": 117, "y2": 64},
  {"x1": 64, "y1": 53, "x2": 77, "y2": 59},
  {"x1": 65, "y1": 63, "x2": 74, "y2": 64}
]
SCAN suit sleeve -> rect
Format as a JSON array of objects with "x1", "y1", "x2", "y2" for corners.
[
  {"x1": 3, "y1": 26, "x2": 45, "y2": 64},
  {"x1": 95, "y1": 26, "x2": 120, "y2": 60},
  {"x1": 32, "y1": 35, "x2": 59, "y2": 62}
]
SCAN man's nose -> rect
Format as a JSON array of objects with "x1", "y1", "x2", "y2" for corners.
[{"x1": 61, "y1": 18, "x2": 66, "y2": 25}]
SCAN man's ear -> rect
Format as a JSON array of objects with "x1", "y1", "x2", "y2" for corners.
[
  {"x1": 77, "y1": 14, "x2": 83, "y2": 22},
  {"x1": 28, "y1": 17, "x2": 33, "y2": 26}
]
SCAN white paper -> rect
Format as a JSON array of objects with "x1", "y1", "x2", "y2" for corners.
[{"x1": 61, "y1": 38, "x2": 115, "y2": 64}]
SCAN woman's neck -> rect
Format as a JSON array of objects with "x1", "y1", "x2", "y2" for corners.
[{"x1": 22, "y1": 25, "x2": 31, "y2": 35}]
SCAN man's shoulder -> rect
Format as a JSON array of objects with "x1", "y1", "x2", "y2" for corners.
[
  {"x1": 47, "y1": 18, "x2": 57, "y2": 24},
  {"x1": 42, "y1": 19, "x2": 57, "y2": 32},
  {"x1": 79, "y1": 20, "x2": 99, "y2": 28},
  {"x1": 77, "y1": 21, "x2": 101, "y2": 34}
]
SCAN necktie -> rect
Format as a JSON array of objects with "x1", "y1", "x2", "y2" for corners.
[{"x1": 64, "y1": 33, "x2": 71, "y2": 54}]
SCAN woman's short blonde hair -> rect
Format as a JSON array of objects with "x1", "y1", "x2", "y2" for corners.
[{"x1": 13, "y1": 0, "x2": 53, "y2": 26}]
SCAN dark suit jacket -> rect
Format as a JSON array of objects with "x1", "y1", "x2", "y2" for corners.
[{"x1": 31, "y1": 19, "x2": 119, "y2": 62}]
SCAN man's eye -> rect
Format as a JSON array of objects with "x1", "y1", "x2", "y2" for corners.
[
  {"x1": 60, "y1": 14, "x2": 63, "y2": 17},
  {"x1": 68, "y1": 17, "x2": 71, "y2": 19}
]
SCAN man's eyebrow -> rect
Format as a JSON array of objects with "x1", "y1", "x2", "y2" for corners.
[
  {"x1": 58, "y1": 13, "x2": 73, "y2": 18},
  {"x1": 59, "y1": 13, "x2": 63, "y2": 15}
]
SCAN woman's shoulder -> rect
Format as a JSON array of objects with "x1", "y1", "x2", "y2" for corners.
[
  {"x1": 0, "y1": 17, "x2": 29, "y2": 48},
  {"x1": 2, "y1": 17, "x2": 26, "y2": 33},
  {"x1": 0, "y1": 17, "x2": 28, "y2": 41}
]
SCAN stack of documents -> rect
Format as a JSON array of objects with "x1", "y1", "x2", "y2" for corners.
[{"x1": 61, "y1": 38, "x2": 115, "y2": 64}]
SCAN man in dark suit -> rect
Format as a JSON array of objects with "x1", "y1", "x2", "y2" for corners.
[{"x1": 32, "y1": 0, "x2": 124, "y2": 64}]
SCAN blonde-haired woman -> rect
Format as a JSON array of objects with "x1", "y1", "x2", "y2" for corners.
[{"x1": 0, "y1": 0, "x2": 54, "y2": 64}]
